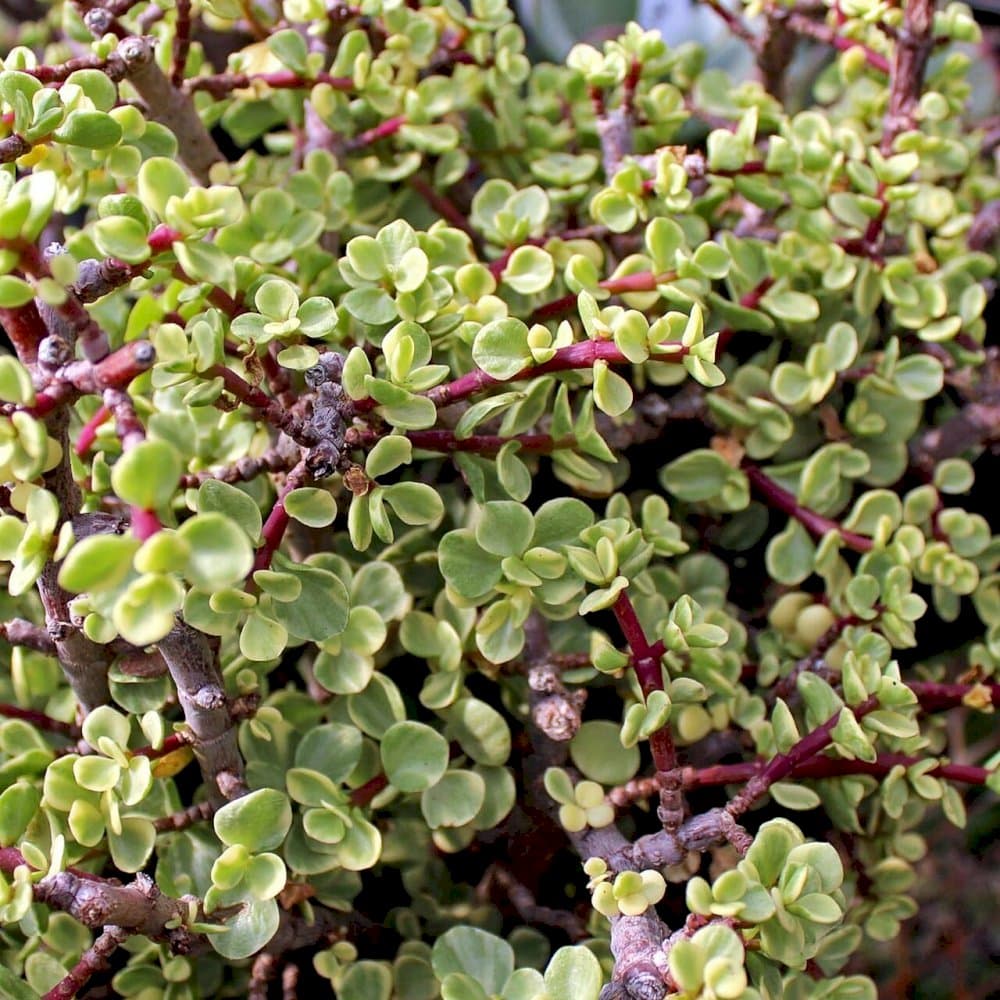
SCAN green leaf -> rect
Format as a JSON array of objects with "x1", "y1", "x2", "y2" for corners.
[
  {"x1": 58, "y1": 534, "x2": 140, "y2": 593},
  {"x1": 175, "y1": 239, "x2": 236, "y2": 296},
  {"x1": 472, "y1": 319, "x2": 533, "y2": 380},
  {"x1": 212, "y1": 899, "x2": 280, "y2": 961},
  {"x1": 0, "y1": 783, "x2": 40, "y2": 846},
  {"x1": 138, "y1": 157, "x2": 190, "y2": 221},
  {"x1": 92, "y1": 216, "x2": 150, "y2": 265},
  {"x1": 343, "y1": 287, "x2": 397, "y2": 325},
  {"x1": 239, "y1": 610, "x2": 287, "y2": 662},
  {"x1": 432, "y1": 926, "x2": 514, "y2": 996},
  {"x1": 365, "y1": 436, "x2": 412, "y2": 478},
  {"x1": 0, "y1": 276, "x2": 36, "y2": 308},
  {"x1": 439, "y1": 529, "x2": 503, "y2": 599},
  {"x1": 475, "y1": 501, "x2": 534, "y2": 558},
  {"x1": 0, "y1": 968, "x2": 41, "y2": 1000},
  {"x1": 661, "y1": 450, "x2": 747, "y2": 506},
  {"x1": 113, "y1": 572, "x2": 184, "y2": 645},
  {"x1": 179, "y1": 513, "x2": 255, "y2": 589},
  {"x1": 339, "y1": 962, "x2": 393, "y2": 1000},
  {"x1": 197, "y1": 480, "x2": 262, "y2": 541},
  {"x1": 267, "y1": 28, "x2": 309, "y2": 74},
  {"x1": 269, "y1": 561, "x2": 349, "y2": 642},
  {"x1": 111, "y1": 440, "x2": 183, "y2": 511},
  {"x1": 383, "y1": 482, "x2": 443, "y2": 525},
  {"x1": 420, "y1": 767, "x2": 486, "y2": 828},
  {"x1": 761, "y1": 287, "x2": 820, "y2": 323},
  {"x1": 53, "y1": 110, "x2": 122, "y2": 149},
  {"x1": 766, "y1": 519, "x2": 816, "y2": 585},
  {"x1": 108, "y1": 816, "x2": 156, "y2": 873},
  {"x1": 284, "y1": 488, "x2": 337, "y2": 528},
  {"x1": 544, "y1": 946, "x2": 604, "y2": 1000},
  {"x1": 214, "y1": 788, "x2": 292, "y2": 852},
  {"x1": 502, "y1": 246, "x2": 554, "y2": 295},
  {"x1": 592, "y1": 360, "x2": 633, "y2": 417},
  {"x1": 446, "y1": 697, "x2": 511, "y2": 766},
  {"x1": 570, "y1": 720, "x2": 641, "y2": 785},
  {"x1": 381, "y1": 721, "x2": 449, "y2": 792}
]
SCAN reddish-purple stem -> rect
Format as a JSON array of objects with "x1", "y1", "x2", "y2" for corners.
[
  {"x1": 530, "y1": 270, "x2": 675, "y2": 323},
  {"x1": 785, "y1": 12, "x2": 891, "y2": 73},
  {"x1": 0, "y1": 703, "x2": 80, "y2": 737},
  {"x1": 407, "y1": 174, "x2": 479, "y2": 241},
  {"x1": 611, "y1": 591, "x2": 676, "y2": 774},
  {"x1": 42, "y1": 928, "x2": 128, "y2": 1000},
  {"x1": 727, "y1": 696, "x2": 879, "y2": 816},
  {"x1": 687, "y1": 753, "x2": 991, "y2": 790},
  {"x1": 75, "y1": 404, "x2": 111, "y2": 456},
  {"x1": 403, "y1": 430, "x2": 564, "y2": 455},
  {"x1": 408, "y1": 336, "x2": 688, "y2": 410},
  {"x1": 715, "y1": 276, "x2": 775, "y2": 352},
  {"x1": 348, "y1": 115, "x2": 406, "y2": 150},
  {"x1": 186, "y1": 69, "x2": 354, "y2": 97},
  {"x1": 252, "y1": 461, "x2": 310, "y2": 574},
  {"x1": 349, "y1": 773, "x2": 389, "y2": 807},
  {"x1": 744, "y1": 463, "x2": 874, "y2": 553}
]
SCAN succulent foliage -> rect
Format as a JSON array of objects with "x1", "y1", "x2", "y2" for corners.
[{"x1": 0, "y1": 0, "x2": 998, "y2": 998}]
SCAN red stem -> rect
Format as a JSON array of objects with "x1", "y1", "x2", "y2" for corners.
[
  {"x1": 348, "y1": 115, "x2": 406, "y2": 150},
  {"x1": 785, "y1": 12, "x2": 891, "y2": 73},
  {"x1": 0, "y1": 703, "x2": 80, "y2": 737},
  {"x1": 349, "y1": 773, "x2": 389, "y2": 807},
  {"x1": 252, "y1": 461, "x2": 310, "y2": 574},
  {"x1": 75, "y1": 405, "x2": 111, "y2": 456},
  {"x1": 407, "y1": 174, "x2": 478, "y2": 241},
  {"x1": 611, "y1": 591, "x2": 676, "y2": 774},
  {"x1": 171, "y1": 0, "x2": 193, "y2": 87},
  {"x1": 0, "y1": 300, "x2": 46, "y2": 364},
  {"x1": 0, "y1": 846, "x2": 112, "y2": 883},
  {"x1": 421, "y1": 336, "x2": 687, "y2": 410},
  {"x1": 186, "y1": 69, "x2": 354, "y2": 96},
  {"x1": 908, "y1": 680, "x2": 1000, "y2": 712},
  {"x1": 744, "y1": 463, "x2": 874, "y2": 553},
  {"x1": 404, "y1": 430, "x2": 564, "y2": 455},
  {"x1": 727, "y1": 695, "x2": 880, "y2": 816},
  {"x1": 687, "y1": 753, "x2": 991, "y2": 790},
  {"x1": 131, "y1": 729, "x2": 192, "y2": 761},
  {"x1": 530, "y1": 270, "x2": 675, "y2": 323},
  {"x1": 715, "y1": 276, "x2": 775, "y2": 352}
]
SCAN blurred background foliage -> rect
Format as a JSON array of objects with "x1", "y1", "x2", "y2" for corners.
[{"x1": 513, "y1": 0, "x2": 998, "y2": 116}]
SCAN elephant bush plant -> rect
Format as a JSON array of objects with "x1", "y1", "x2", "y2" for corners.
[{"x1": 0, "y1": 0, "x2": 998, "y2": 997}]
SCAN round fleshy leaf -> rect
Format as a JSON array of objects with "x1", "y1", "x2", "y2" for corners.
[
  {"x1": 211, "y1": 899, "x2": 280, "y2": 961},
  {"x1": 110, "y1": 440, "x2": 183, "y2": 511},
  {"x1": 178, "y1": 513, "x2": 255, "y2": 589},
  {"x1": 380, "y1": 721, "x2": 449, "y2": 793},
  {"x1": 58, "y1": 535, "x2": 140, "y2": 593},
  {"x1": 420, "y1": 770, "x2": 485, "y2": 828},
  {"x1": 197, "y1": 480, "x2": 262, "y2": 541},
  {"x1": 446, "y1": 698, "x2": 511, "y2": 766},
  {"x1": 543, "y1": 946, "x2": 603, "y2": 1000},
  {"x1": 432, "y1": 926, "x2": 514, "y2": 996},
  {"x1": 569, "y1": 720, "x2": 641, "y2": 785},
  {"x1": 284, "y1": 488, "x2": 337, "y2": 528},
  {"x1": 214, "y1": 788, "x2": 292, "y2": 852}
]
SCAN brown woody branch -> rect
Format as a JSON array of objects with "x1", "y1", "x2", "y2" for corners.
[
  {"x1": 881, "y1": 0, "x2": 936, "y2": 153},
  {"x1": 43, "y1": 926, "x2": 129, "y2": 1000},
  {"x1": 114, "y1": 34, "x2": 223, "y2": 182},
  {"x1": 156, "y1": 622, "x2": 247, "y2": 802}
]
